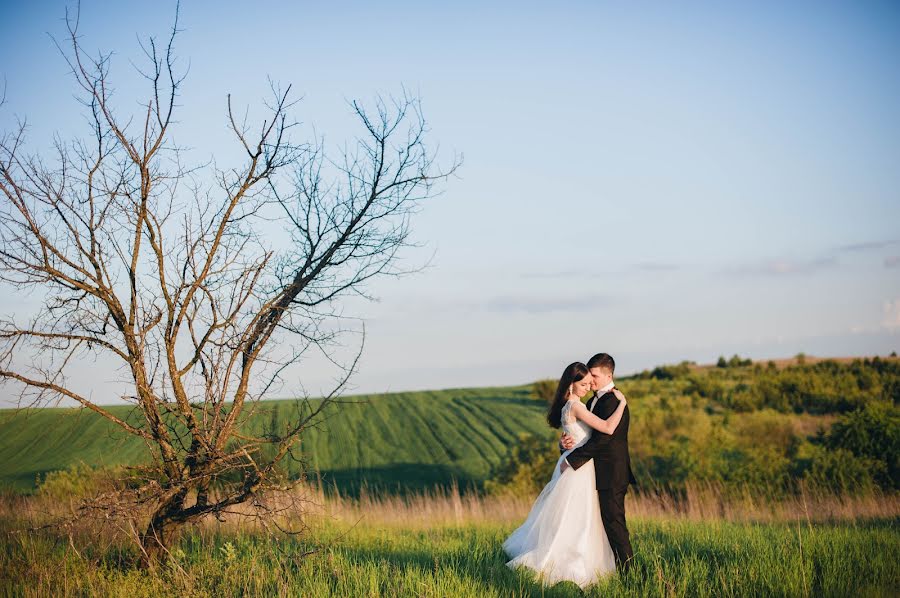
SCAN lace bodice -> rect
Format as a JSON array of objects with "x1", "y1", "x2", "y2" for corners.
[{"x1": 561, "y1": 400, "x2": 592, "y2": 449}]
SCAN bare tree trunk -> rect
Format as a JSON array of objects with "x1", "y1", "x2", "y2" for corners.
[{"x1": 140, "y1": 488, "x2": 188, "y2": 567}]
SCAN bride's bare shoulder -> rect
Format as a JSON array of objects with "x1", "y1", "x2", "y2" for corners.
[{"x1": 569, "y1": 400, "x2": 588, "y2": 413}]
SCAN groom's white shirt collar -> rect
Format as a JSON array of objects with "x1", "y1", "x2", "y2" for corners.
[{"x1": 588, "y1": 380, "x2": 615, "y2": 410}]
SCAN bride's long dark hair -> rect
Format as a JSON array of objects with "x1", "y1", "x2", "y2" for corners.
[{"x1": 547, "y1": 362, "x2": 591, "y2": 429}]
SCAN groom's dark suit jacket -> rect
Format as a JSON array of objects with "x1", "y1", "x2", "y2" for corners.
[{"x1": 567, "y1": 390, "x2": 636, "y2": 490}]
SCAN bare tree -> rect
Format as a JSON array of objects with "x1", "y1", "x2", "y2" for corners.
[{"x1": 0, "y1": 7, "x2": 457, "y2": 565}]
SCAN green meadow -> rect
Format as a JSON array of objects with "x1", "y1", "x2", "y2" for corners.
[
  {"x1": 1, "y1": 357, "x2": 898, "y2": 596},
  {"x1": 2, "y1": 516, "x2": 897, "y2": 597}
]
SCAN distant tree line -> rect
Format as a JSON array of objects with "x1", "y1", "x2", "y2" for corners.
[
  {"x1": 685, "y1": 357, "x2": 899, "y2": 414},
  {"x1": 717, "y1": 354, "x2": 753, "y2": 368}
]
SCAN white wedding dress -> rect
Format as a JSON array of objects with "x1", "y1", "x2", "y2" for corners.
[{"x1": 503, "y1": 399, "x2": 616, "y2": 588}]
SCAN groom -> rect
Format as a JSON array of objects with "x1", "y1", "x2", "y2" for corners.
[{"x1": 560, "y1": 352, "x2": 636, "y2": 573}]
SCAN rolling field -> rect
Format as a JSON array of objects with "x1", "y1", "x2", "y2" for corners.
[
  {"x1": 3, "y1": 355, "x2": 897, "y2": 498},
  {"x1": 0, "y1": 385, "x2": 547, "y2": 494}
]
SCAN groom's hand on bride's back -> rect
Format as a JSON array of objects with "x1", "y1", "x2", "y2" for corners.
[{"x1": 559, "y1": 433, "x2": 575, "y2": 451}]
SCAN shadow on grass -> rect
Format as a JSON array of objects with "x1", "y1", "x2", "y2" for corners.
[
  {"x1": 0, "y1": 471, "x2": 51, "y2": 494},
  {"x1": 330, "y1": 541, "x2": 598, "y2": 597},
  {"x1": 316, "y1": 463, "x2": 481, "y2": 498}
]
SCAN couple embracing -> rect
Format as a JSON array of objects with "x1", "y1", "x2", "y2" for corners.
[{"x1": 503, "y1": 353, "x2": 636, "y2": 588}]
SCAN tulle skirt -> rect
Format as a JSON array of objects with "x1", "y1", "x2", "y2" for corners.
[{"x1": 503, "y1": 454, "x2": 616, "y2": 588}]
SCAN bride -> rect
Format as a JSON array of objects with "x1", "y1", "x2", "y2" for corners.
[{"x1": 503, "y1": 362, "x2": 628, "y2": 588}]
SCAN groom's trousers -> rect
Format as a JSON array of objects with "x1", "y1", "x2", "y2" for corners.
[{"x1": 598, "y1": 487, "x2": 634, "y2": 573}]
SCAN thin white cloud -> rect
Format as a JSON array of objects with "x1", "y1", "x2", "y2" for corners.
[
  {"x1": 521, "y1": 262, "x2": 679, "y2": 280},
  {"x1": 485, "y1": 294, "x2": 615, "y2": 314},
  {"x1": 725, "y1": 256, "x2": 837, "y2": 277},
  {"x1": 520, "y1": 270, "x2": 590, "y2": 280},
  {"x1": 882, "y1": 299, "x2": 900, "y2": 333},
  {"x1": 836, "y1": 239, "x2": 900, "y2": 252},
  {"x1": 636, "y1": 262, "x2": 679, "y2": 272}
]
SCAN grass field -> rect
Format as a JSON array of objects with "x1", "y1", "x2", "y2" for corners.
[
  {"x1": 2, "y1": 364, "x2": 898, "y2": 597},
  {"x1": 3, "y1": 511, "x2": 897, "y2": 597},
  {"x1": 0, "y1": 386, "x2": 543, "y2": 494},
  {"x1": 3, "y1": 483, "x2": 899, "y2": 597}
]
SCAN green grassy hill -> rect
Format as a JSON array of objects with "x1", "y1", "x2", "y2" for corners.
[
  {"x1": 0, "y1": 386, "x2": 549, "y2": 494},
  {"x1": 2, "y1": 355, "x2": 897, "y2": 497}
]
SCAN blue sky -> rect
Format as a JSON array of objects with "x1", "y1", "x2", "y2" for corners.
[{"x1": 1, "y1": 1, "x2": 898, "y2": 401}]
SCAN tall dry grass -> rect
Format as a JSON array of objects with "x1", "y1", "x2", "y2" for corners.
[
  {"x1": 289, "y1": 481, "x2": 900, "y2": 528},
  {"x1": 4, "y1": 480, "x2": 897, "y2": 543}
]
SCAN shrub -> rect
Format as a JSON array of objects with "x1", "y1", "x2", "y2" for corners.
[
  {"x1": 801, "y1": 447, "x2": 880, "y2": 494},
  {"x1": 37, "y1": 463, "x2": 122, "y2": 501},
  {"x1": 715, "y1": 445, "x2": 792, "y2": 489},
  {"x1": 725, "y1": 383, "x2": 767, "y2": 412},
  {"x1": 484, "y1": 432, "x2": 558, "y2": 496},
  {"x1": 531, "y1": 379, "x2": 557, "y2": 404},
  {"x1": 684, "y1": 375, "x2": 724, "y2": 402},
  {"x1": 646, "y1": 361, "x2": 692, "y2": 380},
  {"x1": 727, "y1": 354, "x2": 752, "y2": 368},
  {"x1": 824, "y1": 402, "x2": 899, "y2": 489}
]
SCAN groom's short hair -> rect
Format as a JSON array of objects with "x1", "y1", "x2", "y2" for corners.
[{"x1": 587, "y1": 353, "x2": 615, "y2": 374}]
